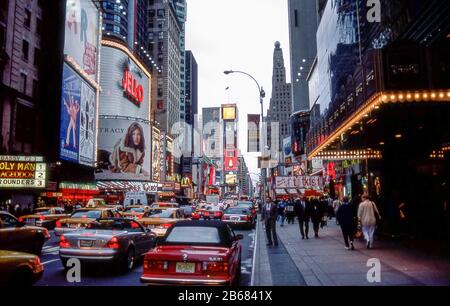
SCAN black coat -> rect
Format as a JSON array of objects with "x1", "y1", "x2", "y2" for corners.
[
  {"x1": 294, "y1": 200, "x2": 311, "y2": 221},
  {"x1": 310, "y1": 199, "x2": 323, "y2": 223},
  {"x1": 336, "y1": 203, "x2": 356, "y2": 230},
  {"x1": 262, "y1": 202, "x2": 278, "y2": 221}
]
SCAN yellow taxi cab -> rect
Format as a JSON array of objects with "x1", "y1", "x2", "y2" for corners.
[
  {"x1": 0, "y1": 212, "x2": 50, "y2": 256},
  {"x1": 54, "y1": 207, "x2": 117, "y2": 236},
  {"x1": 0, "y1": 250, "x2": 44, "y2": 286},
  {"x1": 149, "y1": 202, "x2": 179, "y2": 210},
  {"x1": 121, "y1": 205, "x2": 150, "y2": 220},
  {"x1": 138, "y1": 208, "x2": 185, "y2": 237},
  {"x1": 18, "y1": 207, "x2": 70, "y2": 230}
]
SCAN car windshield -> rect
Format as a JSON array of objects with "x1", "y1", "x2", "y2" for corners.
[
  {"x1": 144, "y1": 209, "x2": 173, "y2": 218},
  {"x1": 88, "y1": 220, "x2": 141, "y2": 231},
  {"x1": 237, "y1": 203, "x2": 253, "y2": 208},
  {"x1": 206, "y1": 206, "x2": 221, "y2": 211},
  {"x1": 35, "y1": 209, "x2": 51, "y2": 215},
  {"x1": 71, "y1": 210, "x2": 102, "y2": 219},
  {"x1": 165, "y1": 226, "x2": 221, "y2": 244},
  {"x1": 225, "y1": 208, "x2": 249, "y2": 215},
  {"x1": 124, "y1": 207, "x2": 145, "y2": 213}
]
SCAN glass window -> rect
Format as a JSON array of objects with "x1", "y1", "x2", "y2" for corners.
[
  {"x1": 71, "y1": 210, "x2": 102, "y2": 219},
  {"x1": 166, "y1": 227, "x2": 221, "y2": 244},
  {"x1": 22, "y1": 40, "x2": 29, "y2": 61},
  {"x1": 0, "y1": 214, "x2": 18, "y2": 228},
  {"x1": 24, "y1": 9, "x2": 31, "y2": 28}
]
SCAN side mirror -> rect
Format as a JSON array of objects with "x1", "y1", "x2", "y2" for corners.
[{"x1": 235, "y1": 234, "x2": 244, "y2": 241}]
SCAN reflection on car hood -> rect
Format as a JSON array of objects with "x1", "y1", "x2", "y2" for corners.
[{"x1": 62, "y1": 229, "x2": 128, "y2": 238}]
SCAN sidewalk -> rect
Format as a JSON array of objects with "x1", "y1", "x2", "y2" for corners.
[{"x1": 253, "y1": 217, "x2": 450, "y2": 286}]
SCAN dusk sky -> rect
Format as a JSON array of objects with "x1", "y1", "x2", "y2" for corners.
[{"x1": 185, "y1": 0, "x2": 291, "y2": 184}]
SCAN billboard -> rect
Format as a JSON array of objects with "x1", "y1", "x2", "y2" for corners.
[
  {"x1": 0, "y1": 156, "x2": 46, "y2": 188},
  {"x1": 224, "y1": 149, "x2": 238, "y2": 171},
  {"x1": 96, "y1": 119, "x2": 151, "y2": 181},
  {"x1": 151, "y1": 128, "x2": 160, "y2": 182},
  {"x1": 99, "y1": 46, "x2": 151, "y2": 121},
  {"x1": 222, "y1": 105, "x2": 236, "y2": 120},
  {"x1": 275, "y1": 176, "x2": 323, "y2": 189},
  {"x1": 225, "y1": 173, "x2": 237, "y2": 185},
  {"x1": 247, "y1": 114, "x2": 260, "y2": 152},
  {"x1": 64, "y1": 0, "x2": 100, "y2": 79},
  {"x1": 60, "y1": 64, "x2": 97, "y2": 167}
]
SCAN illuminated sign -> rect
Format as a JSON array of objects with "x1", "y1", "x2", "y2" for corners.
[
  {"x1": 122, "y1": 69, "x2": 144, "y2": 105},
  {"x1": 275, "y1": 176, "x2": 323, "y2": 189},
  {"x1": 225, "y1": 174, "x2": 237, "y2": 185},
  {"x1": 222, "y1": 106, "x2": 236, "y2": 120},
  {"x1": 0, "y1": 156, "x2": 46, "y2": 188}
]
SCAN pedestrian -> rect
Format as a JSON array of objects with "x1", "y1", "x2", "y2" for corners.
[
  {"x1": 277, "y1": 200, "x2": 286, "y2": 227},
  {"x1": 285, "y1": 199, "x2": 296, "y2": 224},
  {"x1": 262, "y1": 198, "x2": 278, "y2": 247},
  {"x1": 310, "y1": 197, "x2": 324, "y2": 238},
  {"x1": 333, "y1": 197, "x2": 342, "y2": 225},
  {"x1": 294, "y1": 196, "x2": 310, "y2": 239},
  {"x1": 336, "y1": 196, "x2": 356, "y2": 250},
  {"x1": 357, "y1": 194, "x2": 381, "y2": 249}
]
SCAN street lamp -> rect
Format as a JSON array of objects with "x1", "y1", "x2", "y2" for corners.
[{"x1": 224, "y1": 70, "x2": 267, "y2": 205}]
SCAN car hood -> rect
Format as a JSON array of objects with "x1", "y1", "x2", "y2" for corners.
[
  {"x1": 60, "y1": 218, "x2": 96, "y2": 224},
  {"x1": 139, "y1": 218, "x2": 177, "y2": 225},
  {"x1": 0, "y1": 250, "x2": 37, "y2": 262}
]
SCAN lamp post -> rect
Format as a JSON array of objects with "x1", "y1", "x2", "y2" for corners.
[{"x1": 224, "y1": 70, "x2": 267, "y2": 205}]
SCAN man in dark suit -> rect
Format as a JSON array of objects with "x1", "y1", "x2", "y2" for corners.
[
  {"x1": 262, "y1": 198, "x2": 278, "y2": 246},
  {"x1": 295, "y1": 197, "x2": 310, "y2": 239},
  {"x1": 310, "y1": 197, "x2": 324, "y2": 238}
]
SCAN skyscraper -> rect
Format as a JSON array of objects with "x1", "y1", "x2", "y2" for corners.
[
  {"x1": 267, "y1": 41, "x2": 292, "y2": 151},
  {"x1": 100, "y1": 0, "x2": 156, "y2": 72},
  {"x1": 173, "y1": 0, "x2": 187, "y2": 122},
  {"x1": 288, "y1": 0, "x2": 318, "y2": 112},
  {"x1": 147, "y1": 0, "x2": 182, "y2": 136},
  {"x1": 185, "y1": 51, "x2": 198, "y2": 127}
]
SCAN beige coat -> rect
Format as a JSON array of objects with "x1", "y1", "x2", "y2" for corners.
[{"x1": 357, "y1": 200, "x2": 381, "y2": 226}]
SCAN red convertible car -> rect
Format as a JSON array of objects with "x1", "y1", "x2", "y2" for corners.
[{"x1": 140, "y1": 220, "x2": 242, "y2": 286}]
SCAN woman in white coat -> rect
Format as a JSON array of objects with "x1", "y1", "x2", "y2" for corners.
[{"x1": 357, "y1": 194, "x2": 381, "y2": 249}]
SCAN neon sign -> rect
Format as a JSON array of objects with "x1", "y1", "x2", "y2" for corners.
[{"x1": 122, "y1": 69, "x2": 144, "y2": 106}]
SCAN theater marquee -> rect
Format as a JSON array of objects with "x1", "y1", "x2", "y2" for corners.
[{"x1": 0, "y1": 156, "x2": 46, "y2": 188}]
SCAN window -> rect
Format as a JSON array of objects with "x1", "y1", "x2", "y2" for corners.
[
  {"x1": 0, "y1": 213, "x2": 18, "y2": 228},
  {"x1": 166, "y1": 227, "x2": 221, "y2": 244},
  {"x1": 32, "y1": 79, "x2": 38, "y2": 98},
  {"x1": 33, "y1": 48, "x2": 40, "y2": 66},
  {"x1": 36, "y1": 18, "x2": 42, "y2": 35},
  {"x1": 22, "y1": 40, "x2": 29, "y2": 61},
  {"x1": 20, "y1": 73, "x2": 27, "y2": 94},
  {"x1": 24, "y1": 9, "x2": 31, "y2": 28},
  {"x1": 294, "y1": 10, "x2": 298, "y2": 27}
]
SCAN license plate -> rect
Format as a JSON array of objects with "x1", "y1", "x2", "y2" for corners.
[
  {"x1": 231, "y1": 217, "x2": 240, "y2": 221},
  {"x1": 79, "y1": 240, "x2": 93, "y2": 247},
  {"x1": 26, "y1": 219, "x2": 36, "y2": 225},
  {"x1": 176, "y1": 262, "x2": 195, "y2": 274}
]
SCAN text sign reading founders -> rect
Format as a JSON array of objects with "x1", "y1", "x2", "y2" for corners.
[
  {"x1": 99, "y1": 46, "x2": 150, "y2": 121},
  {"x1": 96, "y1": 118, "x2": 151, "y2": 181},
  {"x1": 275, "y1": 176, "x2": 323, "y2": 189},
  {"x1": 0, "y1": 156, "x2": 46, "y2": 188}
]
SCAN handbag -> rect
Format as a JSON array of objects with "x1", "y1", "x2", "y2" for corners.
[{"x1": 354, "y1": 222, "x2": 363, "y2": 239}]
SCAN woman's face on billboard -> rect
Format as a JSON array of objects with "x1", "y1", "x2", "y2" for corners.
[{"x1": 132, "y1": 128, "x2": 142, "y2": 146}]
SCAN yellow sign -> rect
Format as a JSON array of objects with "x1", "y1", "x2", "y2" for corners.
[
  {"x1": 222, "y1": 106, "x2": 236, "y2": 120},
  {"x1": 0, "y1": 157, "x2": 46, "y2": 188},
  {"x1": 225, "y1": 174, "x2": 237, "y2": 185}
]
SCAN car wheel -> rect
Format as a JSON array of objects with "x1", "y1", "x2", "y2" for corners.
[
  {"x1": 10, "y1": 267, "x2": 33, "y2": 287},
  {"x1": 32, "y1": 236, "x2": 45, "y2": 256},
  {"x1": 123, "y1": 247, "x2": 136, "y2": 272}
]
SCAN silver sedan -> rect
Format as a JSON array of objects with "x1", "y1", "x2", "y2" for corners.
[{"x1": 59, "y1": 218, "x2": 155, "y2": 272}]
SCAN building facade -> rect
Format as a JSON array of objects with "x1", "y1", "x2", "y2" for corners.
[
  {"x1": 173, "y1": 0, "x2": 187, "y2": 122},
  {"x1": 147, "y1": 0, "x2": 181, "y2": 137},
  {"x1": 287, "y1": 0, "x2": 319, "y2": 112},
  {"x1": 306, "y1": 0, "x2": 450, "y2": 243},
  {"x1": 185, "y1": 50, "x2": 198, "y2": 127}
]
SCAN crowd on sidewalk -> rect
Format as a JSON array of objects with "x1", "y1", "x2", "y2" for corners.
[{"x1": 261, "y1": 194, "x2": 382, "y2": 250}]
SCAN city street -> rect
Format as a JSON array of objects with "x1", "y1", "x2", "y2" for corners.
[{"x1": 36, "y1": 228, "x2": 256, "y2": 286}]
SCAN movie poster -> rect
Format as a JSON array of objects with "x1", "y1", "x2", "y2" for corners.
[{"x1": 79, "y1": 82, "x2": 96, "y2": 166}]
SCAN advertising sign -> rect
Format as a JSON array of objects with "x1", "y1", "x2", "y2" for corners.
[
  {"x1": 99, "y1": 46, "x2": 150, "y2": 121},
  {"x1": 225, "y1": 173, "x2": 237, "y2": 185},
  {"x1": 224, "y1": 149, "x2": 238, "y2": 171},
  {"x1": 151, "y1": 128, "x2": 160, "y2": 182},
  {"x1": 247, "y1": 114, "x2": 260, "y2": 152},
  {"x1": 0, "y1": 156, "x2": 46, "y2": 188},
  {"x1": 96, "y1": 118, "x2": 151, "y2": 181},
  {"x1": 275, "y1": 176, "x2": 323, "y2": 189},
  {"x1": 64, "y1": 0, "x2": 100, "y2": 79},
  {"x1": 222, "y1": 105, "x2": 236, "y2": 120}
]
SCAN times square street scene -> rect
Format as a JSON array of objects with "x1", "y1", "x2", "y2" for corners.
[{"x1": 0, "y1": 0, "x2": 449, "y2": 287}]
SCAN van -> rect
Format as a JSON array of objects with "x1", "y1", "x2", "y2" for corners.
[{"x1": 123, "y1": 191, "x2": 148, "y2": 207}]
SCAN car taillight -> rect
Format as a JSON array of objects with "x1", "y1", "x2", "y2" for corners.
[
  {"x1": 106, "y1": 237, "x2": 120, "y2": 249},
  {"x1": 241, "y1": 215, "x2": 250, "y2": 221},
  {"x1": 59, "y1": 235, "x2": 71, "y2": 248},
  {"x1": 222, "y1": 215, "x2": 230, "y2": 220},
  {"x1": 204, "y1": 212, "x2": 210, "y2": 216},
  {"x1": 55, "y1": 220, "x2": 62, "y2": 228},
  {"x1": 144, "y1": 260, "x2": 168, "y2": 270},
  {"x1": 214, "y1": 212, "x2": 221, "y2": 217},
  {"x1": 252, "y1": 209, "x2": 256, "y2": 214},
  {"x1": 39, "y1": 215, "x2": 45, "y2": 221},
  {"x1": 202, "y1": 261, "x2": 228, "y2": 273},
  {"x1": 137, "y1": 213, "x2": 144, "y2": 219},
  {"x1": 158, "y1": 223, "x2": 172, "y2": 229},
  {"x1": 18, "y1": 217, "x2": 23, "y2": 222}
]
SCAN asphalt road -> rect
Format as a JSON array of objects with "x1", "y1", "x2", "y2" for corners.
[{"x1": 36, "y1": 227, "x2": 256, "y2": 286}]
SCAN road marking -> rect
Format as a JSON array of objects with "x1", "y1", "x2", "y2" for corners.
[
  {"x1": 42, "y1": 259, "x2": 60, "y2": 265},
  {"x1": 250, "y1": 217, "x2": 258, "y2": 286}
]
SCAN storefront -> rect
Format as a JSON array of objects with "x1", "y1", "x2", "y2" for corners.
[
  {"x1": 57, "y1": 182, "x2": 100, "y2": 204},
  {"x1": 96, "y1": 181, "x2": 158, "y2": 204}
]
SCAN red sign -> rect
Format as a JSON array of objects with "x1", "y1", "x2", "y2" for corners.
[{"x1": 122, "y1": 69, "x2": 144, "y2": 105}]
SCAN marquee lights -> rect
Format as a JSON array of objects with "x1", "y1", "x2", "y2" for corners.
[
  {"x1": 308, "y1": 89, "x2": 450, "y2": 160},
  {"x1": 312, "y1": 150, "x2": 382, "y2": 161},
  {"x1": 65, "y1": 55, "x2": 101, "y2": 91}
]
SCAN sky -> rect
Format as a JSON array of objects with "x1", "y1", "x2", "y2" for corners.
[{"x1": 185, "y1": 0, "x2": 291, "y2": 185}]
